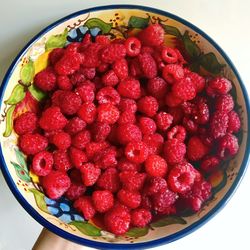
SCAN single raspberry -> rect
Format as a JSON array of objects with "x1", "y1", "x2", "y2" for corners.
[
  {"x1": 119, "y1": 171, "x2": 146, "y2": 191},
  {"x1": 31, "y1": 151, "x2": 53, "y2": 176},
  {"x1": 97, "y1": 168, "x2": 121, "y2": 193},
  {"x1": 138, "y1": 52, "x2": 157, "y2": 79},
  {"x1": 94, "y1": 146, "x2": 117, "y2": 169},
  {"x1": 117, "y1": 123, "x2": 142, "y2": 145},
  {"x1": 85, "y1": 141, "x2": 109, "y2": 159},
  {"x1": 77, "y1": 102, "x2": 97, "y2": 124},
  {"x1": 95, "y1": 35, "x2": 111, "y2": 45},
  {"x1": 117, "y1": 189, "x2": 141, "y2": 209},
  {"x1": 51, "y1": 131, "x2": 71, "y2": 150},
  {"x1": 14, "y1": 112, "x2": 38, "y2": 135},
  {"x1": 206, "y1": 77, "x2": 232, "y2": 97},
  {"x1": 80, "y1": 163, "x2": 101, "y2": 186},
  {"x1": 92, "y1": 190, "x2": 114, "y2": 213},
  {"x1": 74, "y1": 196, "x2": 96, "y2": 220},
  {"x1": 113, "y1": 58, "x2": 128, "y2": 80},
  {"x1": 167, "y1": 125, "x2": 186, "y2": 142},
  {"x1": 65, "y1": 42, "x2": 81, "y2": 53},
  {"x1": 39, "y1": 106, "x2": 67, "y2": 131},
  {"x1": 192, "y1": 98, "x2": 210, "y2": 124},
  {"x1": 97, "y1": 63, "x2": 109, "y2": 73},
  {"x1": 117, "y1": 158, "x2": 141, "y2": 172},
  {"x1": 165, "y1": 92, "x2": 183, "y2": 107},
  {"x1": 34, "y1": 67, "x2": 57, "y2": 91},
  {"x1": 96, "y1": 87, "x2": 120, "y2": 105},
  {"x1": 53, "y1": 149, "x2": 72, "y2": 172},
  {"x1": 19, "y1": 133, "x2": 48, "y2": 155},
  {"x1": 117, "y1": 78, "x2": 141, "y2": 100},
  {"x1": 119, "y1": 98, "x2": 137, "y2": 113},
  {"x1": 49, "y1": 48, "x2": 64, "y2": 65},
  {"x1": 192, "y1": 180, "x2": 212, "y2": 202},
  {"x1": 125, "y1": 141, "x2": 148, "y2": 164},
  {"x1": 164, "y1": 139, "x2": 186, "y2": 164},
  {"x1": 141, "y1": 46, "x2": 154, "y2": 54},
  {"x1": 215, "y1": 94, "x2": 234, "y2": 113},
  {"x1": 141, "y1": 194, "x2": 153, "y2": 210},
  {"x1": 143, "y1": 133, "x2": 164, "y2": 155},
  {"x1": 137, "y1": 96, "x2": 159, "y2": 117},
  {"x1": 102, "y1": 70, "x2": 119, "y2": 86},
  {"x1": 69, "y1": 147, "x2": 87, "y2": 169},
  {"x1": 75, "y1": 82, "x2": 95, "y2": 103},
  {"x1": 155, "y1": 112, "x2": 173, "y2": 131},
  {"x1": 118, "y1": 111, "x2": 136, "y2": 125},
  {"x1": 57, "y1": 75, "x2": 72, "y2": 90},
  {"x1": 131, "y1": 209, "x2": 152, "y2": 228},
  {"x1": 101, "y1": 43, "x2": 126, "y2": 63},
  {"x1": 72, "y1": 130, "x2": 91, "y2": 150},
  {"x1": 161, "y1": 47, "x2": 178, "y2": 64},
  {"x1": 138, "y1": 117, "x2": 157, "y2": 135},
  {"x1": 125, "y1": 37, "x2": 141, "y2": 57},
  {"x1": 51, "y1": 90, "x2": 64, "y2": 106},
  {"x1": 186, "y1": 71, "x2": 205, "y2": 93},
  {"x1": 162, "y1": 64, "x2": 184, "y2": 84},
  {"x1": 42, "y1": 170, "x2": 71, "y2": 199},
  {"x1": 65, "y1": 182, "x2": 86, "y2": 201},
  {"x1": 144, "y1": 177, "x2": 167, "y2": 196},
  {"x1": 227, "y1": 111, "x2": 241, "y2": 133},
  {"x1": 210, "y1": 111, "x2": 229, "y2": 139},
  {"x1": 200, "y1": 155, "x2": 220, "y2": 173},
  {"x1": 217, "y1": 133, "x2": 239, "y2": 159},
  {"x1": 147, "y1": 77, "x2": 168, "y2": 99},
  {"x1": 70, "y1": 71, "x2": 86, "y2": 85},
  {"x1": 187, "y1": 136, "x2": 209, "y2": 161},
  {"x1": 91, "y1": 122, "x2": 111, "y2": 142},
  {"x1": 145, "y1": 155, "x2": 168, "y2": 178},
  {"x1": 130, "y1": 58, "x2": 143, "y2": 77},
  {"x1": 168, "y1": 107, "x2": 184, "y2": 124},
  {"x1": 64, "y1": 117, "x2": 86, "y2": 135},
  {"x1": 79, "y1": 67, "x2": 96, "y2": 80},
  {"x1": 181, "y1": 101, "x2": 194, "y2": 115},
  {"x1": 182, "y1": 117, "x2": 198, "y2": 134},
  {"x1": 81, "y1": 43, "x2": 103, "y2": 68},
  {"x1": 97, "y1": 103, "x2": 120, "y2": 124},
  {"x1": 138, "y1": 24, "x2": 164, "y2": 46}
]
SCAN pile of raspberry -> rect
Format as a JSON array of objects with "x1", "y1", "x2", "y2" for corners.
[{"x1": 15, "y1": 24, "x2": 241, "y2": 235}]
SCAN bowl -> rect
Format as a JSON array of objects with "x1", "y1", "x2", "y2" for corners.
[{"x1": 0, "y1": 5, "x2": 249, "y2": 249}]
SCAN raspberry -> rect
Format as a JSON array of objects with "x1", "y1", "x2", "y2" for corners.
[
  {"x1": 72, "y1": 130, "x2": 91, "y2": 149},
  {"x1": 161, "y1": 47, "x2": 178, "y2": 64},
  {"x1": 200, "y1": 155, "x2": 220, "y2": 173},
  {"x1": 96, "y1": 87, "x2": 120, "y2": 105},
  {"x1": 75, "y1": 82, "x2": 95, "y2": 103},
  {"x1": 95, "y1": 35, "x2": 111, "y2": 45},
  {"x1": 125, "y1": 37, "x2": 141, "y2": 57},
  {"x1": 51, "y1": 131, "x2": 71, "y2": 150},
  {"x1": 210, "y1": 111, "x2": 229, "y2": 139},
  {"x1": 118, "y1": 111, "x2": 136, "y2": 125},
  {"x1": 167, "y1": 125, "x2": 186, "y2": 142},
  {"x1": 186, "y1": 71, "x2": 205, "y2": 93},
  {"x1": 97, "y1": 103, "x2": 120, "y2": 124},
  {"x1": 168, "y1": 107, "x2": 184, "y2": 124},
  {"x1": 49, "y1": 48, "x2": 64, "y2": 65},
  {"x1": 155, "y1": 112, "x2": 173, "y2": 131},
  {"x1": 119, "y1": 171, "x2": 146, "y2": 191},
  {"x1": 138, "y1": 117, "x2": 157, "y2": 135},
  {"x1": 92, "y1": 190, "x2": 114, "y2": 213},
  {"x1": 206, "y1": 77, "x2": 232, "y2": 97},
  {"x1": 104, "y1": 204, "x2": 131, "y2": 235},
  {"x1": 227, "y1": 111, "x2": 241, "y2": 133},
  {"x1": 137, "y1": 96, "x2": 159, "y2": 117},
  {"x1": 74, "y1": 196, "x2": 96, "y2": 220},
  {"x1": 125, "y1": 141, "x2": 148, "y2": 164},
  {"x1": 141, "y1": 46, "x2": 154, "y2": 54},
  {"x1": 51, "y1": 90, "x2": 64, "y2": 106},
  {"x1": 215, "y1": 94, "x2": 234, "y2": 113},
  {"x1": 14, "y1": 112, "x2": 37, "y2": 135},
  {"x1": 145, "y1": 155, "x2": 168, "y2": 178},
  {"x1": 53, "y1": 149, "x2": 72, "y2": 172},
  {"x1": 80, "y1": 163, "x2": 101, "y2": 186},
  {"x1": 57, "y1": 75, "x2": 72, "y2": 90},
  {"x1": 117, "y1": 189, "x2": 141, "y2": 209},
  {"x1": 143, "y1": 133, "x2": 164, "y2": 155},
  {"x1": 66, "y1": 42, "x2": 81, "y2": 53},
  {"x1": 64, "y1": 117, "x2": 86, "y2": 135},
  {"x1": 65, "y1": 182, "x2": 86, "y2": 201},
  {"x1": 113, "y1": 58, "x2": 129, "y2": 80},
  {"x1": 117, "y1": 158, "x2": 141, "y2": 172},
  {"x1": 141, "y1": 194, "x2": 153, "y2": 210},
  {"x1": 164, "y1": 139, "x2": 186, "y2": 164},
  {"x1": 119, "y1": 98, "x2": 137, "y2": 113},
  {"x1": 31, "y1": 151, "x2": 53, "y2": 176},
  {"x1": 117, "y1": 78, "x2": 141, "y2": 99},
  {"x1": 130, "y1": 58, "x2": 143, "y2": 77},
  {"x1": 97, "y1": 63, "x2": 109, "y2": 73},
  {"x1": 19, "y1": 133, "x2": 48, "y2": 155},
  {"x1": 81, "y1": 43, "x2": 103, "y2": 68},
  {"x1": 187, "y1": 136, "x2": 209, "y2": 161},
  {"x1": 85, "y1": 141, "x2": 109, "y2": 159},
  {"x1": 69, "y1": 147, "x2": 88, "y2": 168},
  {"x1": 147, "y1": 77, "x2": 168, "y2": 99},
  {"x1": 80, "y1": 67, "x2": 96, "y2": 80},
  {"x1": 94, "y1": 146, "x2": 117, "y2": 169},
  {"x1": 102, "y1": 70, "x2": 119, "y2": 86},
  {"x1": 39, "y1": 107, "x2": 67, "y2": 131},
  {"x1": 138, "y1": 52, "x2": 157, "y2": 79},
  {"x1": 162, "y1": 64, "x2": 184, "y2": 84},
  {"x1": 182, "y1": 117, "x2": 198, "y2": 133},
  {"x1": 192, "y1": 98, "x2": 210, "y2": 124},
  {"x1": 117, "y1": 123, "x2": 142, "y2": 145},
  {"x1": 217, "y1": 133, "x2": 239, "y2": 159},
  {"x1": 144, "y1": 177, "x2": 167, "y2": 195},
  {"x1": 97, "y1": 168, "x2": 121, "y2": 193},
  {"x1": 131, "y1": 209, "x2": 152, "y2": 228},
  {"x1": 91, "y1": 122, "x2": 111, "y2": 142},
  {"x1": 101, "y1": 43, "x2": 126, "y2": 63},
  {"x1": 42, "y1": 170, "x2": 71, "y2": 199},
  {"x1": 77, "y1": 102, "x2": 97, "y2": 124},
  {"x1": 34, "y1": 67, "x2": 57, "y2": 91},
  {"x1": 70, "y1": 72, "x2": 86, "y2": 85},
  {"x1": 165, "y1": 92, "x2": 183, "y2": 107},
  {"x1": 138, "y1": 24, "x2": 164, "y2": 46}
]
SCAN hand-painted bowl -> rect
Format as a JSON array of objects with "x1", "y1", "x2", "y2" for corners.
[{"x1": 0, "y1": 5, "x2": 249, "y2": 249}]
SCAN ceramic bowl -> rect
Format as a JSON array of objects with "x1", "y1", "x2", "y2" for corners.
[{"x1": 0, "y1": 5, "x2": 249, "y2": 249}]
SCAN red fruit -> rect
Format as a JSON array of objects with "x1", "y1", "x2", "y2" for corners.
[
  {"x1": 125, "y1": 37, "x2": 141, "y2": 57},
  {"x1": 94, "y1": 146, "x2": 117, "y2": 169},
  {"x1": 117, "y1": 158, "x2": 141, "y2": 172},
  {"x1": 141, "y1": 194, "x2": 153, "y2": 210},
  {"x1": 31, "y1": 151, "x2": 53, "y2": 176},
  {"x1": 164, "y1": 139, "x2": 186, "y2": 164},
  {"x1": 34, "y1": 67, "x2": 57, "y2": 91},
  {"x1": 80, "y1": 163, "x2": 101, "y2": 186},
  {"x1": 145, "y1": 155, "x2": 168, "y2": 178},
  {"x1": 117, "y1": 78, "x2": 141, "y2": 99},
  {"x1": 72, "y1": 130, "x2": 91, "y2": 149},
  {"x1": 49, "y1": 48, "x2": 64, "y2": 65},
  {"x1": 147, "y1": 77, "x2": 168, "y2": 99},
  {"x1": 167, "y1": 125, "x2": 186, "y2": 142},
  {"x1": 187, "y1": 136, "x2": 209, "y2": 161},
  {"x1": 65, "y1": 182, "x2": 86, "y2": 201},
  {"x1": 118, "y1": 111, "x2": 136, "y2": 125},
  {"x1": 51, "y1": 131, "x2": 71, "y2": 150},
  {"x1": 144, "y1": 177, "x2": 167, "y2": 195},
  {"x1": 101, "y1": 43, "x2": 126, "y2": 63},
  {"x1": 217, "y1": 133, "x2": 239, "y2": 159},
  {"x1": 227, "y1": 111, "x2": 241, "y2": 133},
  {"x1": 125, "y1": 141, "x2": 148, "y2": 164},
  {"x1": 91, "y1": 122, "x2": 111, "y2": 142},
  {"x1": 75, "y1": 82, "x2": 95, "y2": 103},
  {"x1": 57, "y1": 75, "x2": 72, "y2": 90},
  {"x1": 165, "y1": 92, "x2": 183, "y2": 107},
  {"x1": 210, "y1": 111, "x2": 229, "y2": 139},
  {"x1": 69, "y1": 147, "x2": 88, "y2": 168},
  {"x1": 80, "y1": 67, "x2": 96, "y2": 80},
  {"x1": 117, "y1": 189, "x2": 141, "y2": 209},
  {"x1": 168, "y1": 107, "x2": 184, "y2": 124},
  {"x1": 85, "y1": 141, "x2": 109, "y2": 159},
  {"x1": 64, "y1": 117, "x2": 86, "y2": 135},
  {"x1": 131, "y1": 209, "x2": 152, "y2": 228},
  {"x1": 192, "y1": 98, "x2": 210, "y2": 124},
  {"x1": 162, "y1": 64, "x2": 184, "y2": 84},
  {"x1": 161, "y1": 47, "x2": 178, "y2": 64},
  {"x1": 138, "y1": 52, "x2": 157, "y2": 79},
  {"x1": 119, "y1": 171, "x2": 146, "y2": 191},
  {"x1": 113, "y1": 58, "x2": 129, "y2": 80},
  {"x1": 155, "y1": 112, "x2": 173, "y2": 131},
  {"x1": 102, "y1": 70, "x2": 119, "y2": 86},
  {"x1": 74, "y1": 196, "x2": 96, "y2": 220},
  {"x1": 186, "y1": 71, "x2": 205, "y2": 93},
  {"x1": 119, "y1": 98, "x2": 137, "y2": 113},
  {"x1": 77, "y1": 102, "x2": 97, "y2": 124},
  {"x1": 53, "y1": 150, "x2": 72, "y2": 172},
  {"x1": 117, "y1": 123, "x2": 142, "y2": 145},
  {"x1": 96, "y1": 87, "x2": 120, "y2": 105},
  {"x1": 206, "y1": 77, "x2": 232, "y2": 97},
  {"x1": 70, "y1": 72, "x2": 86, "y2": 85},
  {"x1": 97, "y1": 103, "x2": 119, "y2": 125},
  {"x1": 201, "y1": 155, "x2": 220, "y2": 173},
  {"x1": 137, "y1": 96, "x2": 159, "y2": 117},
  {"x1": 143, "y1": 133, "x2": 164, "y2": 155},
  {"x1": 14, "y1": 112, "x2": 37, "y2": 135},
  {"x1": 130, "y1": 58, "x2": 143, "y2": 77},
  {"x1": 92, "y1": 190, "x2": 114, "y2": 213},
  {"x1": 182, "y1": 117, "x2": 198, "y2": 133},
  {"x1": 81, "y1": 43, "x2": 103, "y2": 68},
  {"x1": 95, "y1": 35, "x2": 110, "y2": 45},
  {"x1": 215, "y1": 94, "x2": 234, "y2": 113},
  {"x1": 138, "y1": 117, "x2": 157, "y2": 135}
]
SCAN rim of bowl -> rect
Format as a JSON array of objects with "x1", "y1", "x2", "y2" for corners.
[{"x1": 0, "y1": 5, "x2": 249, "y2": 250}]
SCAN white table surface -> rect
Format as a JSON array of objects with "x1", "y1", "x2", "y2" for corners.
[{"x1": 0, "y1": 0, "x2": 250, "y2": 249}]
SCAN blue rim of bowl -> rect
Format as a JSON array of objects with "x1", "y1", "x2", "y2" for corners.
[{"x1": 0, "y1": 5, "x2": 249, "y2": 250}]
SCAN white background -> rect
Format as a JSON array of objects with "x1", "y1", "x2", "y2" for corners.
[{"x1": 0, "y1": 0, "x2": 250, "y2": 249}]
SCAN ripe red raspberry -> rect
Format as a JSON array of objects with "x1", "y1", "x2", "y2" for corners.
[
  {"x1": 187, "y1": 136, "x2": 209, "y2": 161},
  {"x1": 117, "y1": 123, "x2": 142, "y2": 145},
  {"x1": 85, "y1": 141, "x2": 109, "y2": 159},
  {"x1": 155, "y1": 112, "x2": 173, "y2": 131},
  {"x1": 51, "y1": 90, "x2": 64, "y2": 106},
  {"x1": 80, "y1": 163, "x2": 101, "y2": 186},
  {"x1": 75, "y1": 82, "x2": 95, "y2": 103},
  {"x1": 65, "y1": 42, "x2": 81, "y2": 53},
  {"x1": 117, "y1": 189, "x2": 141, "y2": 209},
  {"x1": 39, "y1": 106, "x2": 67, "y2": 131},
  {"x1": 167, "y1": 125, "x2": 186, "y2": 142},
  {"x1": 72, "y1": 130, "x2": 91, "y2": 149},
  {"x1": 113, "y1": 58, "x2": 128, "y2": 80},
  {"x1": 97, "y1": 168, "x2": 121, "y2": 193},
  {"x1": 95, "y1": 35, "x2": 111, "y2": 45},
  {"x1": 138, "y1": 117, "x2": 157, "y2": 135},
  {"x1": 101, "y1": 43, "x2": 126, "y2": 63},
  {"x1": 119, "y1": 171, "x2": 146, "y2": 191},
  {"x1": 104, "y1": 204, "x2": 131, "y2": 235},
  {"x1": 143, "y1": 133, "x2": 164, "y2": 155},
  {"x1": 34, "y1": 67, "x2": 57, "y2": 91},
  {"x1": 53, "y1": 149, "x2": 72, "y2": 172},
  {"x1": 217, "y1": 133, "x2": 239, "y2": 159},
  {"x1": 79, "y1": 67, "x2": 96, "y2": 80},
  {"x1": 130, "y1": 58, "x2": 143, "y2": 77},
  {"x1": 125, "y1": 141, "x2": 148, "y2": 164},
  {"x1": 168, "y1": 107, "x2": 184, "y2": 124},
  {"x1": 92, "y1": 190, "x2": 114, "y2": 213},
  {"x1": 19, "y1": 133, "x2": 48, "y2": 155},
  {"x1": 57, "y1": 75, "x2": 72, "y2": 90},
  {"x1": 42, "y1": 170, "x2": 71, "y2": 199},
  {"x1": 141, "y1": 46, "x2": 154, "y2": 54},
  {"x1": 210, "y1": 111, "x2": 229, "y2": 139},
  {"x1": 162, "y1": 64, "x2": 184, "y2": 84},
  {"x1": 137, "y1": 96, "x2": 159, "y2": 117},
  {"x1": 161, "y1": 47, "x2": 178, "y2": 63},
  {"x1": 102, "y1": 70, "x2": 119, "y2": 86},
  {"x1": 165, "y1": 92, "x2": 183, "y2": 107},
  {"x1": 49, "y1": 48, "x2": 64, "y2": 65},
  {"x1": 186, "y1": 71, "x2": 205, "y2": 93},
  {"x1": 125, "y1": 37, "x2": 141, "y2": 57},
  {"x1": 182, "y1": 117, "x2": 198, "y2": 133},
  {"x1": 192, "y1": 98, "x2": 210, "y2": 124},
  {"x1": 51, "y1": 131, "x2": 71, "y2": 150},
  {"x1": 215, "y1": 94, "x2": 234, "y2": 113},
  {"x1": 77, "y1": 102, "x2": 96, "y2": 124},
  {"x1": 97, "y1": 63, "x2": 109, "y2": 73},
  {"x1": 14, "y1": 112, "x2": 38, "y2": 135},
  {"x1": 74, "y1": 196, "x2": 96, "y2": 220},
  {"x1": 227, "y1": 111, "x2": 241, "y2": 133},
  {"x1": 64, "y1": 117, "x2": 86, "y2": 135},
  {"x1": 31, "y1": 151, "x2": 53, "y2": 176},
  {"x1": 117, "y1": 158, "x2": 141, "y2": 172},
  {"x1": 97, "y1": 103, "x2": 119, "y2": 124},
  {"x1": 131, "y1": 208, "x2": 152, "y2": 228},
  {"x1": 147, "y1": 77, "x2": 168, "y2": 99},
  {"x1": 144, "y1": 177, "x2": 167, "y2": 196},
  {"x1": 119, "y1": 98, "x2": 137, "y2": 113},
  {"x1": 138, "y1": 24, "x2": 164, "y2": 46},
  {"x1": 94, "y1": 146, "x2": 117, "y2": 169},
  {"x1": 117, "y1": 78, "x2": 141, "y2": 99},
  {"x1": 206, "y1": 77, "x2": 232, "y2": 97},
  {"x1": 65, "y1": 182, "x2": 86, "y2": 201},
  {"x1": 70, "y1": 71, "x2": 86, "y2": 85},
  {"x1": 69, "y1": 147, "x2": 87, "y2": 168},
  {"x1": 138, "y1": 52, "x2": 157, "y2": 79},
  {"x1": 91, "y1": 122, "x2": 111, "y2": 142},
  {"x1": 118, "y1": 111, "x2": 136, "y2": 125},
  {"x1": 145, "y1": 155, "x2": 168, "y2": 178},
  {"x1": 141, "y1": 194, "x2": 153, "y2": 210},
  {"x1": 164, "y1": 139, "x2": 186, "y2": 164},
  {"x1": 96, "y1": 87, "x2": 120, "y2": 105},
  {"x1": 200, "y1": 155, "x2": 220, "y2": 173},
  {"x1": 81, "y1": 43, "x2": 103, "y2": 68}
]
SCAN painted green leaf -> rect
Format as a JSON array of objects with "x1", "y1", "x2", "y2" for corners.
[
  {"x1": 3, "y1": 105, "x2": 16, "y2": 137},
  {"x1": 29, "y1": 188, "x2": 49, "y2": 213},
  {"x1": 182, "y1": 31, "x2": 201, "y2": 58},
  {"x1": 45, "y1": 29, "x2": 68, "y2": 51},
  {"x1": 10, "y1": 161, "x2": 31, "y2": 182},
  {"x1": 28, "y1": 85, "x2": 47, "y2": 101},
  {"x1": 5, "y1": 85, "x2": 26, "y2": 105},
  {"x1": 151, "y1": 216, "x2": 187, "y2": 227},
  {"x1": 14, "y1": 148, "x2": 27, "y2": 169},
  {"x1": 161, "y1": 24, "x2": 182, "y2": 38},
  {"x1": 69, "y1": 221, "x2": 101, "y2": 236},
  {"x1": 128, "y1": 16, "x2": 150, "y2": 29},
  {"x1": 85, "y1": 18, "x2": 112, "y2": 34},
  {"x1": 189, "y1": 62, "x2": 200, "y2": 72},
  {"x1": 126, "y1": 227, "x2": 149, "y2": 237},
  {"x1": 20, "y1": 60, "x2": 35, "y2": 85},
  {"x1": 200, "y1": 52, "x2": 225, "y2": 74}
]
